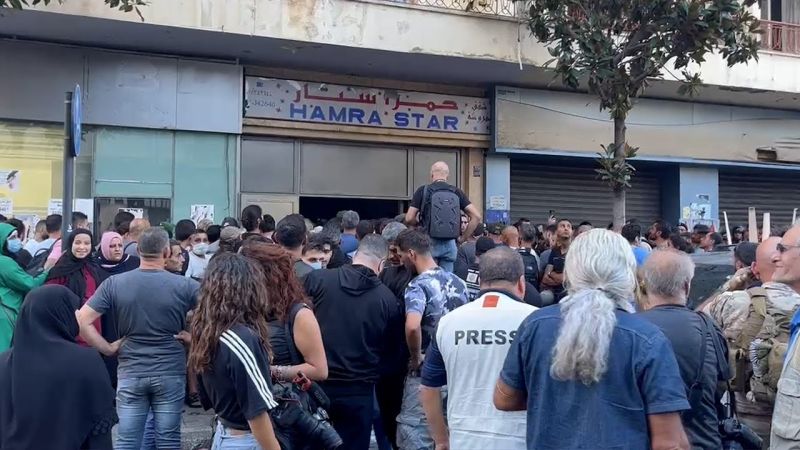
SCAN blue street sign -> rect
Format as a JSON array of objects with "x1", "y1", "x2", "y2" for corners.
[{"x1": 71, "y1": 84, "x2": 82, "y2": 157}]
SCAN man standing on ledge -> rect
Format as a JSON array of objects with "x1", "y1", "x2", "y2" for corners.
[{"x1": 404, "y1": 162, "x2": 482, "y2": 272}]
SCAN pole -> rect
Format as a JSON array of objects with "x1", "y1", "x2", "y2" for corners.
[
  {"x1": 723, "y1": 211, "x2": 732, "y2": 246},
  {"x1": 748, "y1": 207, "x2": 758, "y2": 243},
  {"x1": 62, "y1": 91, "x2": 74, "y2": 239}
]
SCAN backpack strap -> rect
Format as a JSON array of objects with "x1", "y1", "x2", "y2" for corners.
[
  {"x1": 284, "y1": 302, "x2": 308, "y2": 366},
  {"x1": 747, "y1": 286, "x2": 768, "y2": 318}
]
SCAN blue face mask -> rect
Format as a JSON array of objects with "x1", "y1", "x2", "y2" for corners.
[
  {"x1": 308, "y1": 261, "x2": 323, "y2": 271},
  {"x1": 6, "y1": 238, "x2": 23, "y2": 254}
]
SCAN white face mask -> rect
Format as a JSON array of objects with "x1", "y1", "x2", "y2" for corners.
[
  {"x1": 308, "y1": 261, "x2": 323, "y2": 271},
  {"x1": 192, "y1": 243, "x2": 208, "y2": 256}
]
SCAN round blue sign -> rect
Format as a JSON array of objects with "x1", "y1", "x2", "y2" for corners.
[{"x1": 71, "y1": 84, "x2": 82, "y2": 157}]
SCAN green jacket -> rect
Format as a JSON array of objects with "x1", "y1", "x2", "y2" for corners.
[{"x1": 0, "y1": 223, "x2": 48, "y2": 351}]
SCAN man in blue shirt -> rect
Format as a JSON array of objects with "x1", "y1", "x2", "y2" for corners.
[
  {"x1": 622, "y1": 222, "x2": 650, "y2": 267},
  {"x1": 494, "y1": 229, "x2": 690, "y2": 450}
]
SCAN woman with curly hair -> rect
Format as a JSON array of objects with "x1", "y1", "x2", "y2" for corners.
[
  {"x1": 188, "y1": 253, "x2": 281, "y2": 450},
  {"x1": 239, "y1": 240, "x2": 328, "y2": 383}
]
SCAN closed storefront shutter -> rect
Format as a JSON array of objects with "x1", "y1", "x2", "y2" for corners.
[
  {"x1": 510, "y1": 161, "x2": 661, "y2": 226},
  {"x1": 719, "y1": 170, "x2": 800, "y2": 229}
]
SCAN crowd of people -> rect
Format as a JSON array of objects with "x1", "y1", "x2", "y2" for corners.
[{"x1": 0, "y1": 160, "x2": 799, "y2": 450}]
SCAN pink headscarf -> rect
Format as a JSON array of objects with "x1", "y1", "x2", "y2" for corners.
[{"x1": 100, "y1": 232, "x2": 123, "y2": 261}]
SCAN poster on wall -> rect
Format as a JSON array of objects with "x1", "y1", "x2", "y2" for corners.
[
  {"x1": 0, "y1": 170, "x2": 20, "y2": 192},
  {"x1": 119, "y1": 208, "x2": 144, "y2": 219},
  {"x1": 15, "y1": 214, "x2": 39, "y2": 241},
  {"x1": 48, "y1": 199, "x2": 63, "y2": 215},
  {"x1": 0, "y1": 199, "x2": 12, "y2": 216},
  {"x1": 74, "y1": 198, "x2": 94, "y2": 224},
  {"x1": 190, "y1": 204, "x2": 214, "y2": 225}
]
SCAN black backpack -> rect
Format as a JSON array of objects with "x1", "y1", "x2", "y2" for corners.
[
  {"x1": 518, "y1": 249, "x2": 540, "y2": 289},
  {"x1": 421, "y1": 184, "x2": 461, "y2": 240},
  {"x1": 25, "y1": 239, "x2": 59, "y2": 276}
]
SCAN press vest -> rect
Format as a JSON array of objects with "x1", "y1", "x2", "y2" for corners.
[{"x1": 435, "y1": 291, "x2": 536, "y2": 449}]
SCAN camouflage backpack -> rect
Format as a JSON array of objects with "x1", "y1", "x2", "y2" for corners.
[{"x1": 732, "y1": 286, "x2": 800, "y2": 404}]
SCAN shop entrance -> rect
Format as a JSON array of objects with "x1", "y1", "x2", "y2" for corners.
[{"x1": 299, "y1": 196, "x2": 406, "y2": 225}]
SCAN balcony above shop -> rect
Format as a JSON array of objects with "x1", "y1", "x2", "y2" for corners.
[
  {"x1": 761, "y1": 20, "x2": 800, "y2": 55},
  {"x1": 3, "y1": 0, "x2": 800, "y2": 110}
]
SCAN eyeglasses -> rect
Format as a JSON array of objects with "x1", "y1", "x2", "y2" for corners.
[{"x1": 777, "y1": 243, "x2": 800, "y2": 254}]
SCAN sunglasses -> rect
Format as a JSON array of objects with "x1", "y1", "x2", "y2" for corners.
[{"x1": 777, "y1": 243, "x2": 800, "y2": 254}]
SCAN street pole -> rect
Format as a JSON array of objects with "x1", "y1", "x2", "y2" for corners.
[{"x1": 62, "y1": 91, "x2": 74, "y2": 239}]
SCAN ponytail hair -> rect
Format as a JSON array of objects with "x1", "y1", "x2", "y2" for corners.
[{"x1": 550, "y1": 229, "x2": 637, "y2": 385}]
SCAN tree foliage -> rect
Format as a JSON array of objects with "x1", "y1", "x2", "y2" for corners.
[
  {"x1": 526, "y1": 0, "x2": 761, "y2": 226},
  {"x1": 0, "y1": 0, "x2": 146, "y2": 20}
]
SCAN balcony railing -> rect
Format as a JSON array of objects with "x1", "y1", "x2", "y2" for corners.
[
  {"x1": 760, "y1": 20, "x2": 800, "y2": 55},
  {"x1": 383, "y1": 0, "x2": 522, "y2": 17}
]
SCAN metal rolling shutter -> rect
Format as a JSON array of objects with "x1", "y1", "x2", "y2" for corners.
[
  {"x1": 510, "y1": 161, "x2": 661, "y2": 226},
  {"x1": 719, "y1": 170, "x2": 800, "y2": 229}
]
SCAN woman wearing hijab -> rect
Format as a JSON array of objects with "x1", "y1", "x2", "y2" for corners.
[
  {"x1": 46, "y1": 229, "x2": 107, "y2": 343},
  {"x1": 0, "y1": 222, "x2": 49, "y2": 352},
  {"x1": 0, "y1": 285, "x2": 117, "y2": 449},
  {"x1": 96, "y1": 231, "x2": 140, "y2": 276}
]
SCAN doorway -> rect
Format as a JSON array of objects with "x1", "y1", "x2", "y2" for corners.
[{"x1": 299, "y1": 196, "x2": 406, "y2": 225}]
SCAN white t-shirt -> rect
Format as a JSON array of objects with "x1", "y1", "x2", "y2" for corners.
[
  {"x1": 421, "y1": 290, "x2": 536, "y2": 450},
  {"x1": 185, "y1": 252, "x2": 208, "y2": 281}
]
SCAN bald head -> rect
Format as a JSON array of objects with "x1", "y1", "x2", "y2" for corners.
[
  {"x1": 640, "y1": 249, "x2": 695, "y2": 306},
  {"x1": 501, "y1": 226, "x2": 520, "y2": 248},
  {"x1": 129, "y1": 218, "x2": 151, "y2": 240},
  {"x1": 430, "y1": 161, "x2": 450, "y2": 182},
  {"x1": 754, "y1": 236, "x2": 781, "y2": 283}
]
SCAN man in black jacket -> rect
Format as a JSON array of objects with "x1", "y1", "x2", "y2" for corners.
[{"x1": 305, "y1": 234, "x2": 399, "y2": 450}]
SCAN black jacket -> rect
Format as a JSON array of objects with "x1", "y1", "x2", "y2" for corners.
[{"x1": 304, "y1": 264, "x2": 398, "y2": 383}]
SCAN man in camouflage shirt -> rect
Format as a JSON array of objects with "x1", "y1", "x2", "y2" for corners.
[
  {"x1": 395, "y1": 229, "x2": 468, "y2": 450},
  {"x1": 701, "y1": 237, "x2": 800, "y2": 444}
]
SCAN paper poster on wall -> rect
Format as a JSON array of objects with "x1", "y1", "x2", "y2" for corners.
[
  {"x1": 119, "y1": 208, "x2": 144, "y2": 219},
  {"x1": 190, "y1": 204, "x2": 214, "y2": 224},
  {"x1": 15, "y1": 214, "x2": 39, "y2": 241},
  {"x1": 489, "y1": 196, "x2": 507, "y2": 210},
  {"x1": 74, "y1": 198, "x2": 94, "y2": 224},
  {"x1": 0, "y1": 170, "x2": 20, "y2": 192},
  {"x1": 48, "y1": 199, "x2": 63, "y2": 215},
  {"x1": 0, "y1": 199, "x2": 12, "y2": 216}
]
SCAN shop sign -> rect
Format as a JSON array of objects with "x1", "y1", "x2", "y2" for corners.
[{"x1": 245, "y1": 77, "x2": 490, "y2": 134}]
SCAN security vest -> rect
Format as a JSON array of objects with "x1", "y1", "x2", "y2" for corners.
[{"x1": 435, "y1": 290, "x2": 536, "y2": 450}]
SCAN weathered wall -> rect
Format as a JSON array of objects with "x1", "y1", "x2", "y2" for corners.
[
  {"x1": 32, "y1": 0, "x2": 800, "y2": 96},
  {"x1": 495, "y1": 86, "x2": 800, "y2": 163}
]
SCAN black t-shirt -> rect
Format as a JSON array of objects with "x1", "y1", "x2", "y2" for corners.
[
  {"x1": 638, "y1": 306, "x2": 729, "y2": 450},
  {"x1": 410, "y1": 181, "x2": 471, "y2": 217},
  {"x1": 547, "y1": 247, "x2": 566, "y2": 273},
  {"x1": 197, "y1": 324, "x2": 278, "y2": 430}
]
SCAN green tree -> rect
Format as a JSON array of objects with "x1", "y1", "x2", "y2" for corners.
[
  {"x1": 527, "y1": 0, "x2": 760, "y2": 229},
  {"x1": 1, "y1": 0, "x2": 145, "y2": 19}
]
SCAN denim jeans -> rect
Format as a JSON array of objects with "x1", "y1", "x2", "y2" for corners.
[
  {"x1": 212, "y1": 422, "x2": 261, "y2": 450},
  {"x1": 116, "y1": 375, "x2": 186, "y2": 450},
  {"x1": 430, "y1": 238, "x2": 457, "y2": 273},
  {"x1": 396, "y1": 376, "x2": 447, "y2": 450}
]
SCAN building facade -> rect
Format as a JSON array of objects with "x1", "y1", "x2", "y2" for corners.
[{"x1": 0, "y1": 0, "x2": 798, "y2": 230}]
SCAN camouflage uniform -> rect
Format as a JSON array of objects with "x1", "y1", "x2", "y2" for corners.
[
  {"x1": 704, "y1": 282, "x2": 800, "y2": 446},
  {"x1": 397, "y1": 267, "x2": 467, "y2": 450}
]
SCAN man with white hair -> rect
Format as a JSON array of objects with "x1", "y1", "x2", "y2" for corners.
[
  {"x1": 404, "y1": 161, "x2": 482, "y2": 272},
  {"x1": 638, "y1": 250, "x2": 730, "y2": 450},
  {"x1": 495, "y1": 229, "x2": 690, "y2": 450}
]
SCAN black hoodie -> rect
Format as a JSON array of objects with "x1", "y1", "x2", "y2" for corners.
[{"x1": 304, "y1": 264, "x2": 398, "y2": 383}]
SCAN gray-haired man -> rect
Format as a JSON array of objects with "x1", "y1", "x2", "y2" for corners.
[
  {"x1": 78, "y1": 227, "x2": 200, "y2": 450},
  {"x1": 638, "y1": 250, "x2": 730, "y2": 450}
]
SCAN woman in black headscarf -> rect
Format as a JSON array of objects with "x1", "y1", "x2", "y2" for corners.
[
  {"x1": 0, "y1": 285, "x2": 117, "y2": 449},
  {"x1": 46, "y1": 229, "x2": 107, "y2": 346}
]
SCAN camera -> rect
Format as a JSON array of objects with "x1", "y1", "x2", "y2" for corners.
[{"x1": 271, "y1": 373, "x2": 342, "y2": 450}]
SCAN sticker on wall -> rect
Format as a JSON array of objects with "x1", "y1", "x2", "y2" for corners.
[
  {"x1": 119, "y1": 208, "x2": 144, "y2": 219},
  {"x1": 190, "y1": 204, "x2": 214, "y2": 225},
  {"x1": 489, "y1": 195, "x2": 507, "y2": 210},
  {"x1": 48, "y1": 199, "x2": 63, "y2": 215},
  {"x1": 0, "y1": 170, "x2": 20, "y2": 192},
  {"x1": 0, "y1": 199, "x2": 12, "y2": 216}
]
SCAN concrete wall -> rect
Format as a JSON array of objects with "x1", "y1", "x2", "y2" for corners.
[
  {"x1": 484, "y1": 155, "x2": 510, "y2": 223},
  {"x1": 495, "y1": 86, "x2": 800, "y2": 163},
  {"x1": 0, "y1": 41, "x2": 241, "y2": 133},
  {"x1": 679, "y1": 166, "x2": 719, "y2": 227},
  {"x1": 31, "y1": 0, "x2": 800, "y2": 96}
]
